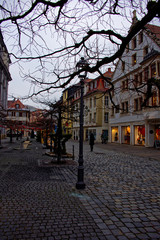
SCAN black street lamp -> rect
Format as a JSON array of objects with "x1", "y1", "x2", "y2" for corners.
[{"x1": 76, "y1": 57, "x2": 89, "y2": 189}]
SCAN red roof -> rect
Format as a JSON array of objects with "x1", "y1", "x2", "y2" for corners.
[
  {"x1": 145, "y1": 24, "x2": 160, "y2": 40},
  {"x1": 8, "y1": 99, "x2": 26, "y2": 109}
]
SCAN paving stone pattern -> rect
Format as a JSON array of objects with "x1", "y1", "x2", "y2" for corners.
[{"x1": 0, "y1": 139, "x2": 160, "y2": 239}]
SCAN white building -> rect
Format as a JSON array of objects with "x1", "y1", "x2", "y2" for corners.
[
  {"x1": 0, "y1": 29, "x2": 12, "y2": 138},
  {"x1": 109, "y1": 14, "x2": 160, "y2": 147}
]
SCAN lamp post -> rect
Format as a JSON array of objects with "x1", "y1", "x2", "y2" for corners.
[{"x1": 76, "y1": 57, "x2": 89, "y2": 189}]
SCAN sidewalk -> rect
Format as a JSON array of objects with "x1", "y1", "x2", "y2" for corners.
[
  {"x1": 69, "y1": 140, "x2": 160, "y2": 161},
  {"x1": 0, "y1": 138, "x2": 160, "y2": 240}
]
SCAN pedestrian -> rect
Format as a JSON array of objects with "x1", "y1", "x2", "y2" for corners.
[{"x1": 89, "y1": 133, "x2": 95, "y2": 151}]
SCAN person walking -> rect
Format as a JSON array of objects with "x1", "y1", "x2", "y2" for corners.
[{"x1": 89, "y1": 133, "x2": 95, "y2": 152}]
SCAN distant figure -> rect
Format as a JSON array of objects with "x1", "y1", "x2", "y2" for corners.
[{"x1": 89, "y1": 133, "x2": 95, "y2": 152}]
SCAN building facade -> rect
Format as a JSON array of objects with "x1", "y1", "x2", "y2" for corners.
[
  {"x1": 109, "y1": 15, "x2": 160, "y2": 147},
  {"x1": 0, "y1": 29, "x2": 12, "y2": 138},
  {"x1": 7, "y1": 99, "x2": 30, "y2": 137},
  {"x1": 72, "y1": 68, "x2": 113, "y2": 142}
]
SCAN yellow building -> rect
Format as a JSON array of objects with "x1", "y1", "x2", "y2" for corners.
[
  {"x1": 72, "y1": 68, "x2": 113, "y2": 142},
  {"x1": 62, "y1": 85, "x2": 80, "y2": 135}
]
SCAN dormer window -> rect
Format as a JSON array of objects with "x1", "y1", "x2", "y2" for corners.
[{"x1": 15, "y1": 104, "x2": 20, "y2": 109}]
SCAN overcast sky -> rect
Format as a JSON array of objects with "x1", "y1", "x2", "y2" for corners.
[{"x1": 3, "y1": 1, "x2": 159, "y2": 109}]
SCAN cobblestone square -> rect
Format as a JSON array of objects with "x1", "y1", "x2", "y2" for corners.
[{"x1": 0, "y1": 139, "x2": 160, "y2": 239}]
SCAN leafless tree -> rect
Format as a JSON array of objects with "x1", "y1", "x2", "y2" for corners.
[{"x1": 0, "y1": 0, "x2": 159, "y2": 102}]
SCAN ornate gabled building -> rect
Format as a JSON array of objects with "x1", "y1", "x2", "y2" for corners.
[
  {"x1": 0, "y1": 29, "x2": 12, "y2": 138},
  {"x1": 109, "y1": 13, "x2": 160, "y2": 147},
  {"x1": 6, "y1": 98, "x2": 30, "y2": 137},
  {"x1": 72, "y1": 68, "x2": 113, "y2": 142}
]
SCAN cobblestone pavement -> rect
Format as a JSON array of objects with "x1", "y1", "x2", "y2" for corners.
[{"x1": 0, "y1": 138, "x2": 160, "y2": 240}]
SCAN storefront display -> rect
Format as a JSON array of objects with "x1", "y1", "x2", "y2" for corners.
[
  {"x1": 135, "y1": 125, "x2": 145, "y2": 145},
  {"x1": 122, "y1": 126, "x2": 130, "y2": 144},
  {"x1": 155, "y1": 126, "x2": 160, "y2": 140},
  {"x1": 111, "y1": 127, "x2": 119, "y2": 142}
]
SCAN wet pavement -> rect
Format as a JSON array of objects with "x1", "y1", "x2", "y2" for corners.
[{"x1": 0, "y1": 138, "x2": 160, "y2": 239}]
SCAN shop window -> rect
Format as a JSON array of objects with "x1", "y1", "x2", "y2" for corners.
[
  {"x1": 122, "y1": 126, "x2": 130, "y2": 144},
  {"x1": 111, "y1": 127, "x2": 118, "y2": 142},
  {"x1": 135, "y1": 125, "x2": 145, "y2": 145},
  {"x1": 155, "y1": 126, "x2": 160, "y2": 140},
  {"x1": 139, "y1": 31, "x2": 143, "y2": 44},
  {"x1": 132, "y1": 53, "x2": 137, "y2": 66},
  {"x1": 104, "y1": 112, "x2": 108, "y2": 123}
]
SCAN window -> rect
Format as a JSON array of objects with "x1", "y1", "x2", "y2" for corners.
[
  {"x1": 134, "y1": 74, "x2": 138, "y2": 87},
  {"x1": 134, "y1": 97, "x2": 143, "y2": 111},
  {"x1": 139, "y1": 72, "x2": 143, "y2": 85},
  {"x1": 115, "y1": 105, "x2": 119, "y2": 113},
  {"x1": 139, "y1": 32, "x2": 143, "y2": 44},
  {"x1": 143, "y1": 46, "x2": 148, "y2": 57},
  {"x1": 104, "y1": 96, "x2": 109, "y2": 106},
  {"x1": 111, "y1": 106, "x2": 114, "y2": 116},
  {"x1": 104, "y1": 112, "x2": 108, "y2": 123},
  {"x1": 151, "y1": 63, "x2": 156, "y2": 78},
  {"x1": 122, "y1": 61, "x2": 125, "y2": 71},
  {"x1": 15, "y1": 104, "x2": 20, "y2": 109},
  {"x1": 90, "y1": 98, "x2": 92, "y2": 108},
  {"x1": 12, "y1": 112, "x2": 15, "y2": 116},
  {"x1": 94, "y1": 112, "x2": 96, "y2": 122},
  {"x1": 94, "y1": 80, "x2": 97, "y2": 88},
  {"x1": 158, "y1": 62, "x2": 160, "y2": 76},
  {"x1": 132, "y1": 53, "x2": 137, "y2": 66},
  {"x1": 16, "y1": 112, "x2": 19, "y2": 117},
  {"x1": 19, "y1": 112, "x2": 22, "y2": 117},
  {"x1": 121, "y1": 101, "x2": 128, "y2": 113},
  {"x1": 152, "y1": 91, "x2": 157, "y2": 106},
  {"x1": 104, "y1": 80, "x2": 108, "y2": 88},
  {"x1": 89, "y1": 113, "x2": 92, "y2": 122},
  {"x1": 132, "y1": 37, "x2": 137, "y2": 49},
  {"x1": 144, "y1": 67, "x2": 149, "y2": 82},
  {"x1": 94, "y1": 97, "x2": 96, "y2": 107},
  {"x1": 134, "y1": 99, "x2": 139, "y2": 111},
  {"x1": 8, "y1": 111, "x2": 12, "y2": 116},
  {"x1": 122, "y1": 79, "x2": 128, "y2": 91},
  {"x1": 126, "y1": 43, "x2": 129, "y2": 53}
]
